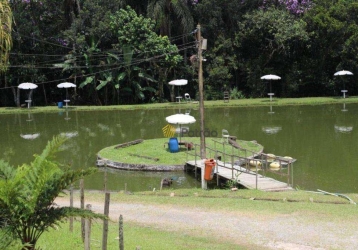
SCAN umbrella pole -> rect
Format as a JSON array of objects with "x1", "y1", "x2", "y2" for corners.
[
  {"x1": 65, "y1": 89, "x2": 69, "y2": 108},
  {"x1": 179, "y1": 124, "x2": 182, "y2": 142},
  {"x1": 27, "y1": 92, "x2": 31, "y2": 109}
]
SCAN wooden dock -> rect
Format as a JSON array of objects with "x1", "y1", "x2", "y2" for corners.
[{"x1": 186, "y1": 160, "x2": 294, "y2": 191}]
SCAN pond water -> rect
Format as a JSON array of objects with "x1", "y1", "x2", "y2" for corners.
[{"x1": 1, "y1": 103, "x2": 357, "y2": 193}]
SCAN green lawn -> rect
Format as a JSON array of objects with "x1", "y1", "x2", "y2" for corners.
[
  {"x1": 2, "y1": 96, "x2": 358, "y2": 114},
  {"x1": 97, "y1": 137, "x2": 263, "y2": 166}
]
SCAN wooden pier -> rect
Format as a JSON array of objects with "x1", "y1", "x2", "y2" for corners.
[{"x1": 186, "y1": 159, "x2": 294, "y2": 191}]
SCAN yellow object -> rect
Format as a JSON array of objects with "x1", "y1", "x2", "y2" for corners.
[
  {"x1": 270, "y1": 161, "x2": 280, "y2": 169},
  {"x1": 249, "y1": 160, "x2": 262, "y2": 167},
  {"x1": 267, "y1": 153, "x2": 276, "y2": 162}
]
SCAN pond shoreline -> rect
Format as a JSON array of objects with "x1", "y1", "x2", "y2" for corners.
[
  {"x1": 96, "y1": 156, "x2": 185, "y2": 171},
  {"x1": 96, "y1": 138, "x2": 264, "y2": 172}
]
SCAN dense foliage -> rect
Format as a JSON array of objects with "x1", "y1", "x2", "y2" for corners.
[
  {"x1": 0, "y1": 135, "x2": 102, "y2": 249},
  {"x1": 1, "y1": 0, "x2": 357, "y2": 106}
]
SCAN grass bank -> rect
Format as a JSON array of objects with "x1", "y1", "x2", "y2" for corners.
[
  {"x1": 2, "y1": 96, "x2": 358, "y2": 114},
  {"x1": 11, "y1": 189, "x2": 358, "y2": 249}
]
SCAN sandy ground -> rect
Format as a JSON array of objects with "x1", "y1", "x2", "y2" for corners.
[{"x1": 55, "y1": 196, "x2": 358, "y2": 250}]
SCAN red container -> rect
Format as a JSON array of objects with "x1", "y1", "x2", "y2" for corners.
[{"x1": 204, "y1": 159, "x2": 216, "y2": 181}]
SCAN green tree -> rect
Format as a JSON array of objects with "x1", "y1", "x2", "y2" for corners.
[
  {"x1": 193, "y1": 0, "x2": 261, "y2": 99},
  {"x1": 301, "y1": 0, "x2": 358, "y2": 96},
  {"x1": 0, "y1": 0, "x2": 12, "y2": 73},
  {"x1": 147, "y1": 0, "x2": 194, "y2": 37},
  {"x1": 110, "y1": 6, "x2": 182, "y2": 103},
  {"x1": 235, "y1": 7, "x2": 309, "y2": 97},
  {"x1": 0, "y1": 135, "x2": 103, "y2": 250}
]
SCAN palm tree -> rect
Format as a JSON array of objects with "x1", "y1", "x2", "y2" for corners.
[
  {"x1": 147, "y1": 0, "x2": 194, "y2": 37},
  {"x1": 0, "y1": 0, "x2": 12, "y2": 73},
  {"x1": 0, "y1": 135, "x2": 104, "y2": 250}
]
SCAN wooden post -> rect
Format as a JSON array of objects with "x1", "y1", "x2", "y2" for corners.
[
  {"x1": 119, "y1": 215, "x2": 124, "y2": 250},
  {"x1": 231, "y1": 155, "x2": 234, "y2": 179},
  {"x1": 201, "y1": 159, "x2": 207, "y2": 190},
  {"x1": 70, "y1": 184, "x2": 73, "y2": 232},
  {"x1": 102, "y1": 192, "x2": 110, "y2": 250},
  {"x1": 84, "y1": 204, "x2": 92, "y2": 250},
  {"x1": 80, "y1": 179, "x2": 85, "y2": 242},
  {"x1": 103, "y1": 164, "x2": 107, "y2": 192}
]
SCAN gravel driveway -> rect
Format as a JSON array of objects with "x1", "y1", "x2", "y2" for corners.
[{"x1": 55, "y1": 196, "x2": 358, "y2": 250}]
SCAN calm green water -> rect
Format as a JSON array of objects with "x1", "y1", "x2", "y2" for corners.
[{"x1": 1, "y1": 103, "x2": 357, "y2": 193}]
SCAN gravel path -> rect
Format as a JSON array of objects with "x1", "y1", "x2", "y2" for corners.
[{"x1": 55, "y1": 197, "x2": 358, "y2": 250}]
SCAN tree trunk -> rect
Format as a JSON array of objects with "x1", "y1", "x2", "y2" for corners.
[
  {"x1": 42, "y1": 83, "x2": 48, "y2": 105},
  {"x1": 11, "y1": 86, "x2": 20, "y2": 107},
  {"x1": 170, "y1": 85, "x2": 175, "y2": 102}
]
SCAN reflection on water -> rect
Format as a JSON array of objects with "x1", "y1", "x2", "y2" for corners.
[
  {"x1": 334, "y1": 103, "x2": 353, "y2": 134},
  {"x1": 262, "y1": 105, "x2": 282, "y2": 135},
  {"x1": 268, "y1": 105, "x2": 275, "y2": 114},
  {"x1": 262, "y1": 126, "x2": 282, "y2": 135},
  {"x1": 334, "y1": 125, "x2": 353, "y2": 133},
  {"x1": 20, "y1": 113, "x2": 41, "y2": 140},
  {"x1": 1, "y1": 104, "x2": 358, "y2": 192}
]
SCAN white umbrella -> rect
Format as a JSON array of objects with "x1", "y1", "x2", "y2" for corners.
[
  {"x1": 334, "y1": 70, "x2": 353, "y2": 76},
  {"x1": 18, "y1": 82, "x2": 38, "y2": 108},
  {"x1": 169, "y1": 79, "x2": 188, "y2": 102},
  {"x1": 334, "y1": 70, "x2": 353, "y2": 98},
  {"x1": 57, "y1": 82, "x2": 76, "y2": 108},
  {"x1": 260, "y1": 74, "x2": 281, "y2": 80},
  {"x1": 169, "y1": 79, "x2": 188, "y2": 86},
  {"x1": 165, "y1": 113, "x2": 196, "y2": 141},
  {"x1": 261, "y1": 75, "x2": 281, "y2": 102},
  {"x1": 18, "y1": 82, "x2": 38, "y2": 89}
]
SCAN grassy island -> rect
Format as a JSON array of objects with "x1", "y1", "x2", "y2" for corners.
[{"x1": 97, "y1": 137, "x2": 263, "y2": 167}]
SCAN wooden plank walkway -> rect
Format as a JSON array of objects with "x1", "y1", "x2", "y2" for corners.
[{"x1": 186, "y1": 160, "x2": 294, "y2": 191}]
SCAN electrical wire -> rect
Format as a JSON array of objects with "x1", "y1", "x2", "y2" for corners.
[{"x1": 0, "y1": 44, "x2": 197, "y2": 90}]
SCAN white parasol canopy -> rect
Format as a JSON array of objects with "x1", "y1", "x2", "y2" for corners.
[
  {"x1": 57, "y1": 82, "x2": 76, "y2": 88},
  {"x1": 18, "y1": 82, "x2": 38, "y2": 108},
  {"x1": 260, "y1": 74, "x2": 281, "y2": 80},
  {"x1": 18, "y1": 82, "x2": 38, "y2": 90},
  {"x1": 169, "y1": 79, "x2": 188, "y2": 86},
  {"x1": 166, "y1": 113, "x2": 196, "y2": 124},
  {"x1": 57, "y1": 82, "x2": 76, "y2": 108},
  {"x1": 334, "y1": 70, "x2": 353, "y2": 76},
  {"x1": 165, "y1": 113, "x2": 196, "y2": 141}
]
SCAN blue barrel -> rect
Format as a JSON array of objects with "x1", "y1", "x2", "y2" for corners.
[
  {"x1": 58, "y1": 102, "x2": 63, "y2": 108},
  {"x1": 168, "y1": 137, "x2": 179, "y2": 153}
]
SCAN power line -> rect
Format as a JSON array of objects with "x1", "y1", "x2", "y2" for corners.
[{"x1": 0, "y1": 44, "x2": 195, "y2": 90}]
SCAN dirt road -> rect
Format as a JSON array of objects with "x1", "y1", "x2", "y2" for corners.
[{"x1": 55, "y1": 196, "x2": 358, "y2": 250}]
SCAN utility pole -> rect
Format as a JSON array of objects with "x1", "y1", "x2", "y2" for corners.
[
  {"x1": 197, "y1": 24, "x2": 207, "y2": 190},
  {"x1": 197, "y1": 24, "x2": 206, "y2": 160}
]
